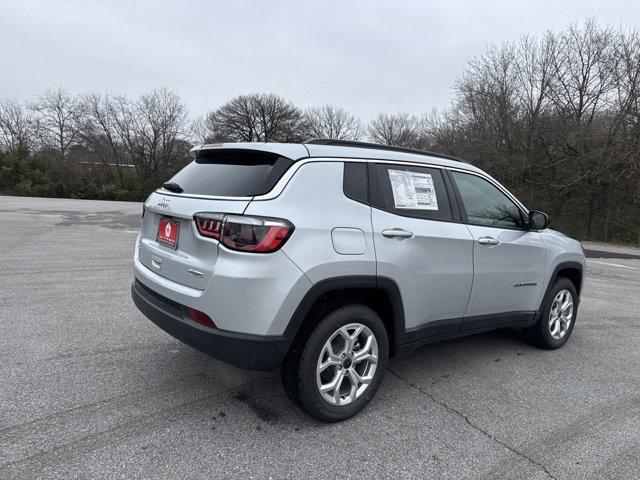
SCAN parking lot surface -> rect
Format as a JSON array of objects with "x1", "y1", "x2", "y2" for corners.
[{"x1": 1, "y1": 196, "x2": 639, "y2": 480}]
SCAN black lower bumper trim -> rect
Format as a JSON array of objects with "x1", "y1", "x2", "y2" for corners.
[{"x1": 131, "y1": 279, "x2": 289, "y2": 371}]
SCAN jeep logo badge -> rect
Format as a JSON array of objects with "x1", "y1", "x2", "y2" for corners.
[{"x1": 157, "y1": 197, "x2": 170, "y2": 209}]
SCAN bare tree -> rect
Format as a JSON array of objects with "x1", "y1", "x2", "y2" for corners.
[
  {"x1": 190, "y1": 115, "x2": 215, "y2": 144},
  {"x1": 107, "y1": 89, "x2": 190, "y2": 178},
  {"x1": 303, "y1": 105, "x2": 363, "y2": 140},
  {"x1": 30, "y1": 87, "x2": 79, "y2": 160},
  {"x1": 548, "y1": 20, "x2": 615, "y2": 125},
  {"x1": 207, "y1": 93, "x2": 305, "y2": 142},
  {"x1": 77, "y1": 93, "x2": 128, "y2": 181},
  {"x1": 546, "y1": 21, "x2": 620, "y2": 237},
  {"x1": 454, "y1": 41, "x2": 522, "y2": 164},
  {"x1": 513, "y1": 33, "x2": 555, "y2": 142},
  {"x1": 0, "y1": 98, "x2": 38, "y2": 155},
  {"x1": 367, "y1": 113, "x2": 421, "y2": 147},
  {"x1": 136, "y1": 88, "x2": 189, "y2": 175}
]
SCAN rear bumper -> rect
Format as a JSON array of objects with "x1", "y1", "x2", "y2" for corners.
[{"x1": 131, "y1": 279, "x2": 290, "y2": 370}]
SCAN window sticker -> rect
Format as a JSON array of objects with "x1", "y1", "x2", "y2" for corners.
[{"x1": 388, "y1": 169, "x2": 439, "y2": 210}]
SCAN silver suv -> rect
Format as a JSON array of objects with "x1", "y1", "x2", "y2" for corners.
[{"x1": 131, "y1": 140, "x2": 585, "y2": 422}]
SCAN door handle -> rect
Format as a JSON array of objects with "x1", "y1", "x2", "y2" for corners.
[
  {"x1": 382, "y1": 228, "x2": 414, "y2": 239},
  {"x1": 478, "y1": 236, "x2": 500, "y2": 246}
]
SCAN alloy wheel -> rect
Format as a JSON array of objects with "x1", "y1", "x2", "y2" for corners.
[
  {"x1": 549, "y1": 289, "x2": 574, "y2": 340},
  {"x1": 315, "y1": 323, "x2": 378, "y2": 406}
]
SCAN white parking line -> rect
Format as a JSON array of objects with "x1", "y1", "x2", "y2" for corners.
[{"x1": 588, "y1": 260, "x2": 639, "y2": 270}]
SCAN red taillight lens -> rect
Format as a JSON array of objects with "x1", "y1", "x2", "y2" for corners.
[
  {"x1": 188, "y1": 308, "x2": 217, "y2": 329},
  {"x1": 193, "y1": 213, "x2": 294, "y2": 253},
  {"x1": 195, "y1": 213, "x2": 224, "y2": 239},
  {"x1": 222, "y1": 215, "x2": 293, "y2": 252}
]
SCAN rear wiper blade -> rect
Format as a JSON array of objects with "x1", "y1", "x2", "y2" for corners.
[{"x1": 162, "y1": 182, "x2": 183, "y2": 193}]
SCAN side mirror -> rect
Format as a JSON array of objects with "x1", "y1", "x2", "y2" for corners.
[{"x1": 529, "y1": 211, "x2": 550, "y2": 230}]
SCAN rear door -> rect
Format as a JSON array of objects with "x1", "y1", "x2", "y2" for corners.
[
  {"x1": 449, "y1": 170, "x2": 546, "y2": 328},
  {"x1": 138, "y1": 149, "x2": 293, "y2": 290},
  {"x1": 370, "y1": 162, "x2": 474, "y2": 339}
]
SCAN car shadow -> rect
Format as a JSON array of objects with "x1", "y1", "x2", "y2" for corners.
[{"x1": 140, "y1": 327, "x2": 534, "y2": 430}]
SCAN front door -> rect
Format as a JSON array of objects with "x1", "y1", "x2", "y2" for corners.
[{"x1": 449, "y1": 171, "x2": 546, "y2": 330}]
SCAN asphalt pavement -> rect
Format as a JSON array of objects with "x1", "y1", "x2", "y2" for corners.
[{"x1": 1, "y1": 196, "x2": 639, "y2": 480}]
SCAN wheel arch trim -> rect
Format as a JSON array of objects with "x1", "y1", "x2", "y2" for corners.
[
  {"x1": 283, "y1": 276, "x2": 405, "y2": 348},
  {"x1": 539, "y1": 261, "x2": 584, "y2": 313}
]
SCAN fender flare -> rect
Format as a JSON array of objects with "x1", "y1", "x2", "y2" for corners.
[
  {"x1": 282, "y1": 275, "x2": 405, "y2": 346},
  {"x1": 537, "y1": 261, "x2": 584, "y2": 315}
]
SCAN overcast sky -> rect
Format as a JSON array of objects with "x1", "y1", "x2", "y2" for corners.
[{"x1": 2, "y1": 0, "x2": 640, "y2": 120}]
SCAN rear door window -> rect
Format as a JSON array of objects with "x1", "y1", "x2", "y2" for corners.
[
  {"x1": 165, "y1": 149, "x2": 293, "y2": 197},
  {"x1": 370, "y1": 163, "x2": 453, "y2": 221}
]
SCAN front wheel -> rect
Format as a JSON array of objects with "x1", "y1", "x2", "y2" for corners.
[
  {"x1": 526, "y1": 277, "x2": 578, "y2": 349},
  {"x1": 281, "y1": 304, "x2": 389, "y2": 422}
]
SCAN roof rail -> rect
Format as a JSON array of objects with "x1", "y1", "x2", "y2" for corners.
[{"x1": 304, "y1": 138, "x2": 468, "y2": 164}]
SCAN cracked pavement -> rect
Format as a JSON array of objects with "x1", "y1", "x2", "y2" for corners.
[
  {"x1": 1, "y1": 196, "x2": 639, "y2": 479},
  {"x1": 386, "y1": 368, "x2": 557, "y2": 479}
]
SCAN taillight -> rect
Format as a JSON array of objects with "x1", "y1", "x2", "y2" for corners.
[
  {"x1": 193, "y1": 213, "x2": 294, "y2": 253},
  {"x1": 195, "y1": 213, "x2": 224, "y2": 239}
]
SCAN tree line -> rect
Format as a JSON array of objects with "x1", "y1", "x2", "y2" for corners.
[{"x1": 1, "y1": 19, "x2": 639, "y2": 244}]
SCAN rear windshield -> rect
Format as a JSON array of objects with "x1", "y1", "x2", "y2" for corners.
[{"x1": 165, "y1": 149, "x2": 294, "y2": 197}]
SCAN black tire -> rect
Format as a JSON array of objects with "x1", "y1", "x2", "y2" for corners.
[
  {"x1": 525, "y1": 277, "x2": 578, "y2": 349},
  {"x1": 281, "y1": 304, "x2": 389, "y2": 423}
]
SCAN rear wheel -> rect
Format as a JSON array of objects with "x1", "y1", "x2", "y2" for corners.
[
  {"x1": 526, "y1": 277, "x2": 578, "y2": 349},
  {"x1": 281, "y1": 304, "x2": 389, "y2": 422}
]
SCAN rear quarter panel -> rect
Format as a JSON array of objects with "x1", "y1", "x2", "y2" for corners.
[{"x1": 245, "y1": 161, "x2": 376, "y2": 282}]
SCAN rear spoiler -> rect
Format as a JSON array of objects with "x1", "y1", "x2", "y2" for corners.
[{"x1": 190, "y1": 142, "x2": 309, "y2": 161}]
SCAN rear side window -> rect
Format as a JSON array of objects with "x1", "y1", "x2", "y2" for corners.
[
  {"x1": 165, "y1": 149, "x2": 293, "y2": 197},
  {"x1": 370, "y1": 163, "x2": 452, "y2": 221},
  {"x1": 343, "y1": 162, "x2": 369, "y2": 204}
]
